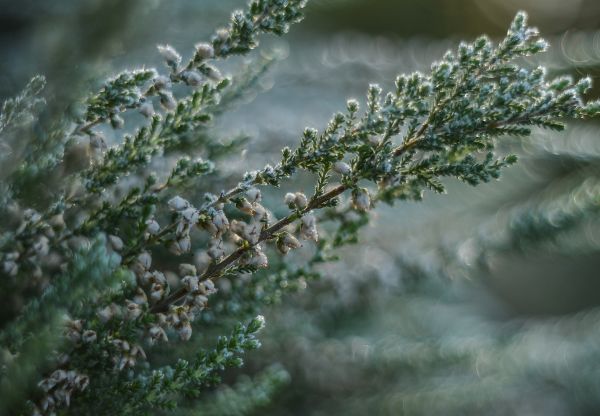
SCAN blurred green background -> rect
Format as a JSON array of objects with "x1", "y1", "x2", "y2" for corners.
[{"x1": 2, "y1": 0, "x2": 600, "y2": 414}]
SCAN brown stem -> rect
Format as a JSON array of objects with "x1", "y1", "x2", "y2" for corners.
[{"x1": 150, "y1": 184, "x2": 347, "y2": 313}]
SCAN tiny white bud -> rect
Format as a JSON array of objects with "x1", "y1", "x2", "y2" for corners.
[
  {"x1": 236, "y1": 198, "x2": 254, "y2": 215},
  {"x1": 168, "y1": 196, "x2": 190, "y2": 211},
  {"x1": 182, "y1": 70, "x2": 203, "y2": 87},
  {"x1": 333, "y1": 161, "x2": 352, "y2": 175},
  {"x1": 294, "y1": 192, "x2": 308, "y2": 209},
  {"x1": 179, "y1": 263, "x2": 197, "y2": 276},
  {"x1": 246, "y1": 187, "x2": 262, "y2": 203},
  {"x1": 207, "y1": 238, "x2": 225, "y2": 260},
  {"x1": 284, "y1": 192, "x2": 296, "y2": 206},
  {"x1": 157, "y1": 44, "x2": 182, "y2": 66},
  {"x1": 159, "y1": 91, "x2": 177, "y2": 110},
  {"x1": 368, "y1": 135, "x2": 382, "y2": 146},
  {"x1": 206, "y1": 65, "x2": 222, "y2": 81},
  {"x1": 352, "y1": 187, "x2": 371, "y2": 211},
  {"x1": 300, "y1": 214, "x2": 318, "y2": 241},
  {"x1": 145, "y1": 219, "x2": 160, "y2": 235},
  {"x1": 247, "y1": 249, "x2": 268, "y2": 268},
  {"x1": 181, "y1": 207, "x2": 199, "y2": 224},
  {"x1": 195, "y1": 42, "x2": 215, "y2": 60},
  {"x1": 125, "y1": 300, "x2": 143, "y2": 320},
  {"x1": 153, "y1": 75, "x2": 171, "y2": 90},
  {"x1": 137, "y1": 251, "x2": 152, "y2": 270},
  {"x1": 178, "y1": 322, "x2": 192, "y2": 341},
  {"x1": 182, "y1": 275, "x2": 200, "y2": 292},
  {"x1": 108, "y1": 235, "x2": 124, "y2": 251}
]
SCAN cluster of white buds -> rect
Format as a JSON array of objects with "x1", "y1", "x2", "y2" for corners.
[
  {"x1": 167, "y1": 306, "x2": 194, "y2": 341},
  {"x1": 277, "y1": 232, "x2": 302, "y2": 255},
  {"x1": 139, "y1": 270, "x2": 168, "y2": 303},
  {"x1": 284, "y1": 192, "x2": 308, "y2": 209},
  {"x1": 333, "y1": 161, "x2": 352, "y2": 175},
  {"x1": 181, "y1": 265, "x2": 218, "y2": 318},
  {"x1": 131, "y1": 250, "x2": 152, "y2": 277},
  {"x1": 147, "y1": 323, "x2": 168, "y2": 345},
  {"x1": 352, "y1": 187, "x2": 371, "y2": 211},
  {"x1": 203, "y1": 206, "x2": 230, "y2": 236},
  {"x1": 168, "y1": 196, "x2": 199, "y2": 255},
  {"x1": 36, "y1": 369, "x2": 89, "y2": 414},
  {"x1": 64, "y1": 319, "x2": 83, "y2": 344},
  {"x1": 111, "y1": 339, "x2": 146, "y2": 371},
  {"x1": 299, "y1": 214, "x2": 319, "y2": 241}
]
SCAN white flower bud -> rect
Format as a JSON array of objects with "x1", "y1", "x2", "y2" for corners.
[
  {"x1": 352, "y1": 187, "x2": 371, "y2": 211},
  {"x1": 97, "y1": 303, "x2": 119, "y2": 323},
  {"x1": 244, "y1": 221, "x2": 261, "y2": 244},
  {"x1": 153, "y1": 75, "x2": 171, "y2": 90},
  {"x1": 206, "y1": 65, "x2": 222, "y2": 81},
  {"x1": 179, "y1": 263, "x2": 197, "y2": 276},
  {"x1": 333, "y1": 161, "x2": 352, "y2": 175},
  {"x1": 294, "y1": 192, "x2": 308, "y2": 209},
  {"x1": 148, "y1": 324, "x2": 168, "y2": 345},
  {"x1": 137, "y1": 251, "x2": 152, "y2": 270},
  {"x1": 170, "y1": 235, "x2": 191, "y2": 255},
  {"x1": 236, "y1": 198, "x2": 254, "y2": 215},
  {"x1": 300, "y1": 214, "x2": 318, "y2": 241},
  {"x1": 202, "y1": 279, "x2": 216, "y2": 294},
  {"x1": 211, "y1": 210, "x2": 229, "y2": 234},
  {"x1": 245, "y1": 248, "x2": 268, "y2": 268},
  {"x1": 139, "y1": 101, "x2": 155, "y2": 118},
  {"x1": 182, "y1": 275, "x2": 200, "y2": 292},
  {"x1": 195, "y1": 42, "x2": 215, "y2": 60},
  {"x1": 207, "y1": 238, "x2": 225, "y2": 260},
  {"x1": 284, "y1": 192, "x2": 296, "y2": 206},
  {"x1": 108, "y1": 235, "x2": 124, "y2": 251},
  {"x1": 277, "y1": 232, "x2": 302, "y2": 254},
  {"x1": 168, "y1": 196, "x2": 190, "y2": 211},
  {"x1": 145, "y1": 219, "x2": 160, "y2": 235},
  {"x1": 150, "y1": 283, "x2": 166, "y2": 302},
  {"x1": 159, "y1": 91, "x2": 177, "y2": 111},
  {"x1": 157, "y1": 44, "x2": 181, "y2": 66},
  {"x1": 252, "y1": 203, "x2": 268, "y2": 221},
  {"x1": 246, "y1": 187, "x2": 261, "y2": 203},
  {"x1": 368, "y1": 135, "x2": 382, "y2": 146},
  {"x1": 178, "y1": 321, "x2": 192, "y2": 341},
  {"x1": 181, "y1": 207, "x2": 199, "y2": 224},
  {"x1": 182, "y1": 70, "x2": 203, "y2": 87},
  {"x1": 125, "y1": 300, "x2": 143, "y2": 320}
]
